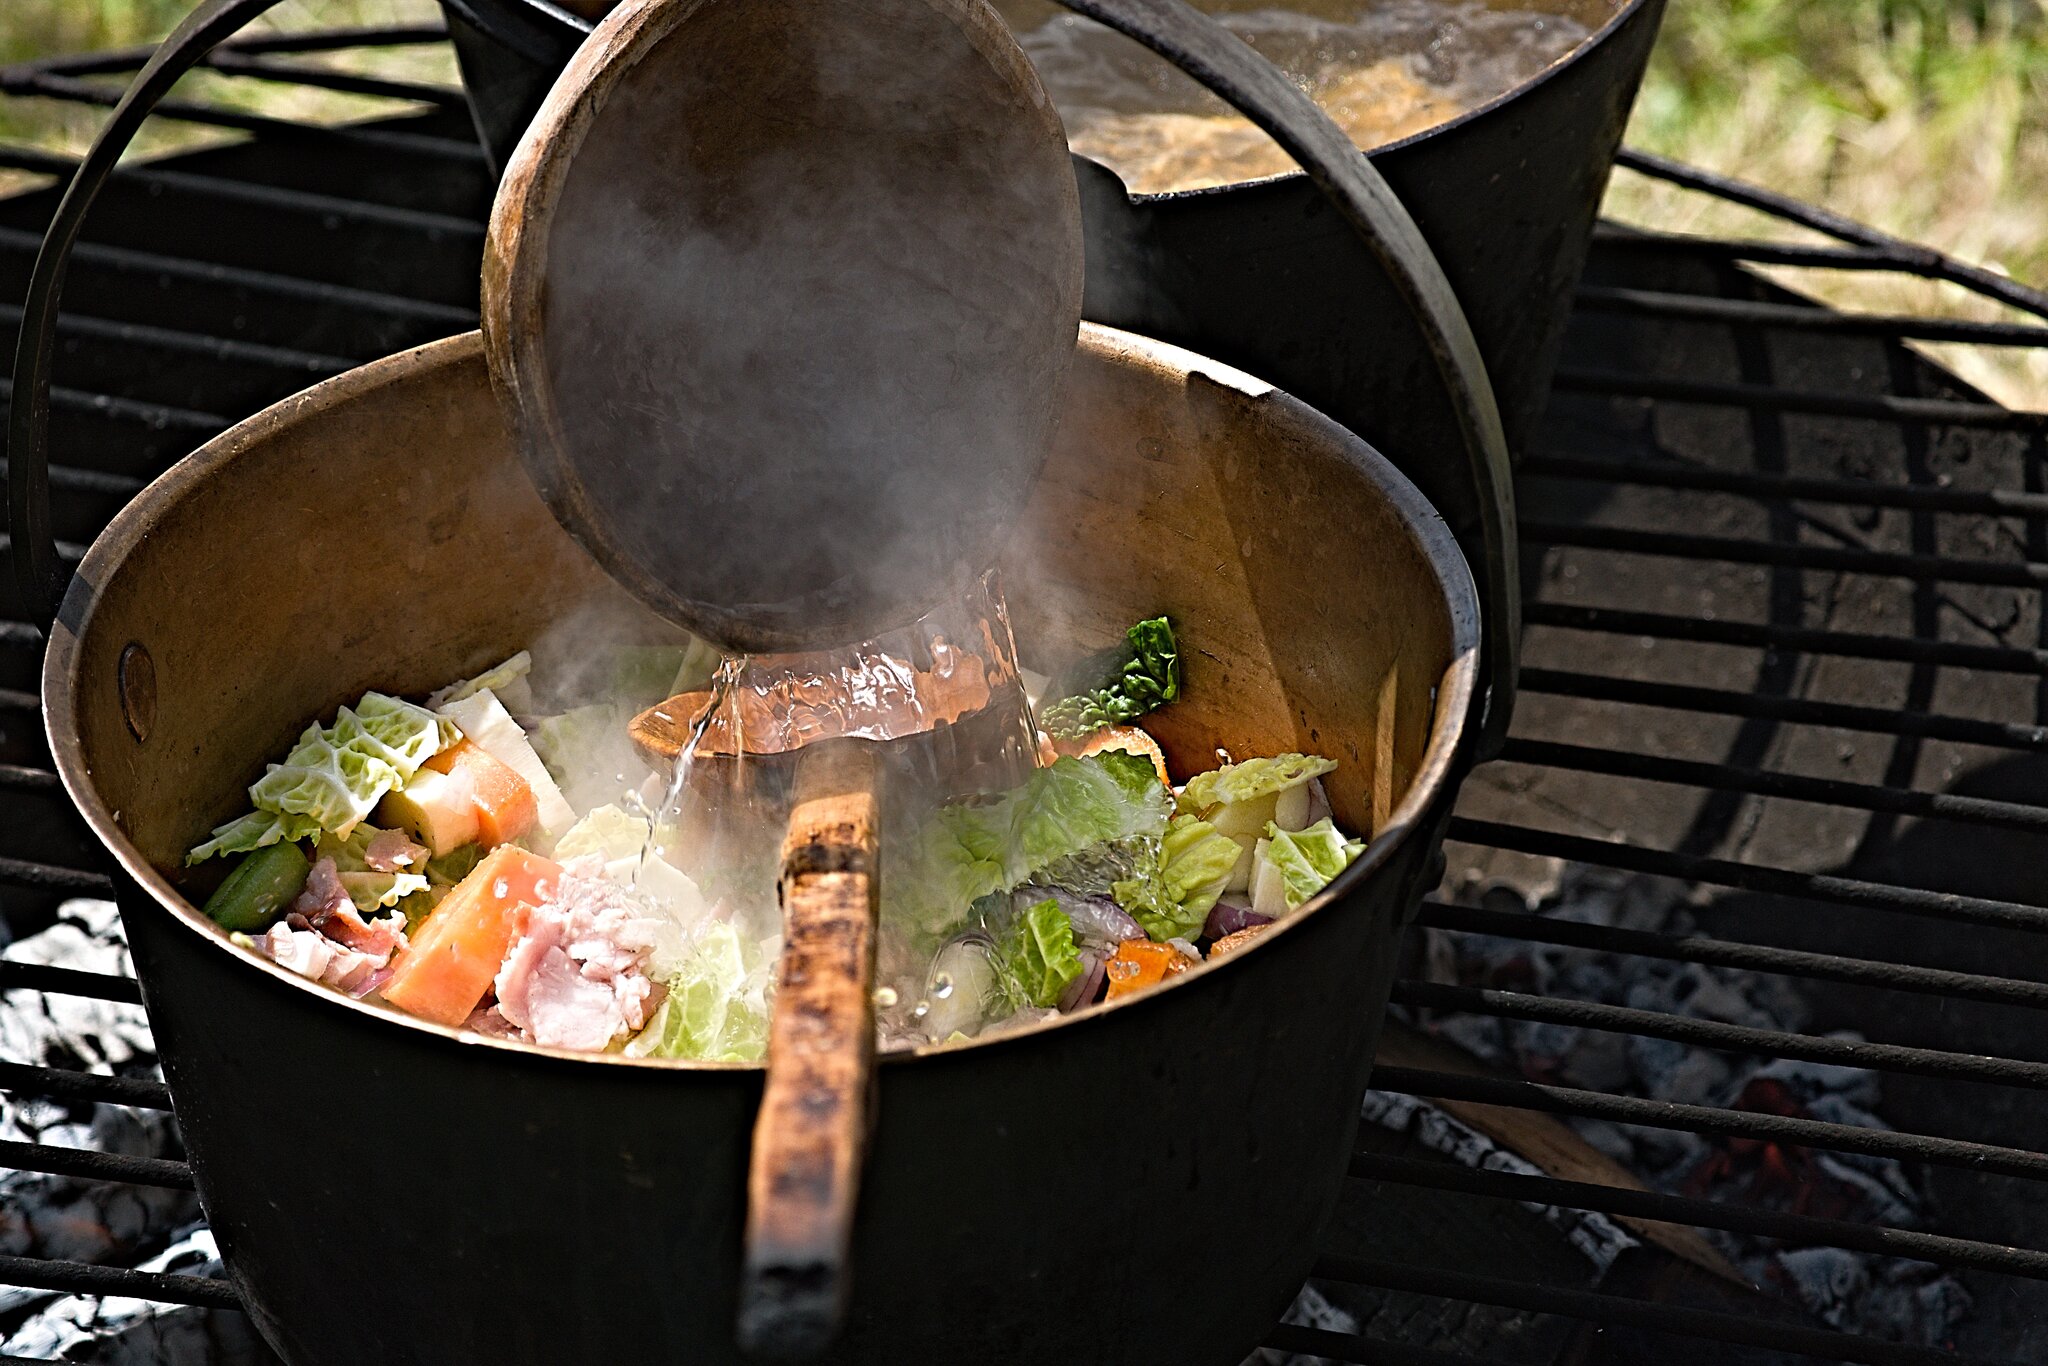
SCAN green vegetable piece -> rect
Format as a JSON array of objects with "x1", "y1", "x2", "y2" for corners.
[
  {"x1": 1262, "y1": 818, "x2": 1365, "y2": 909},
  {"x1": 625, "y1": 921, "x2": 771, "y2": 1062},
  {"x1": 1114, "y1": 812, "x2": 1245, "y2": 941},
  {"x1": 995, "y1": 898, "x2": 1084, "y2": 1008},
  {"x1": 1177, "y1": 753, "x2": 1338, "y2": 816},
  {"x1": 889, "y1": 753, "x2": 1172, "y2": 939},
  {"x1": 1039, "y1": 616, "x2": 1182, "y2": 740},
  {"x1": 187, "y1": 809, "x2": 323, "y2": 864},
  {"x1": 189, "y1": 690, "x2": 456, "y2": 863},
  {"x1": 200, "y1": 840, "x2": 312, "y2": 933},
  {"x1": 315, "y1": 825, "x2": 429, "y2": 913}
]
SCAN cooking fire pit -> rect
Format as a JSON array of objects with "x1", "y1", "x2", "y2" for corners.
[{"x1": 5, "y1": 15, "x2": 2048, "y2": 1366}]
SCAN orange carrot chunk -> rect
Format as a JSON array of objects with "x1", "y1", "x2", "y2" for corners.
[
  {"x1": 1103, "y1": 938, "x2": 1195, "y2": 1001},
  {"x1": 381, "y1": 845, "x2": 561, "y2": 1026},
  {"x1": 423, "y1": 739, "x2": 537, "y2": 849}
]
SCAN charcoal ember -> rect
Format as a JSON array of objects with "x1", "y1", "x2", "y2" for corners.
[
  {"x1": 1241, "y1": 1283, "x2": 1360, "y2": 1365},
  {"x1": 1424, "y1": 866, "x2": 1972, "y2": 1346},
  {"x1": 0, "y1": 1225, "x2": 274, "y2": 1364},
  {"x1": 0, "y1": 900, "x2": 154, "y2": 1073}
]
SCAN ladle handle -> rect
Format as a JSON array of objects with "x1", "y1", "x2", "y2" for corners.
[
  {"x1": 7, "y1": 0, "x2": 294, "y2": 625},
  {"x1": 740, "y1": 738, "x2": 882, "y2": 1358},
  {"x1": 1059, "y1": 0, "x2": 1519, "y2": 759}
]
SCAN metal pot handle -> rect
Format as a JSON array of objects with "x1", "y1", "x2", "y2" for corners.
[
  {"x1": 8, "y1": 0, "x2": 290, "y2": 627},
  {"x1": 1058, "y1": 0, "x2": 1517, "y2": 756}
]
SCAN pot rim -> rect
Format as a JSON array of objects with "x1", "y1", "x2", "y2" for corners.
[
  {"x1": 43, "y1": 322, "x2": 1480, "y2": 1073},
  {"x1": 1098, "y1": 0, "x2": 1658, "y2": 202}
]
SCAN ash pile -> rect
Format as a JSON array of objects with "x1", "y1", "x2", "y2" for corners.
[
  {"x1": 0, "y1": 899, "x2": 273, "y2": 1364},
  {"x1": 1413, "y1": 863, "x2": 1970, "y2": 1347}
]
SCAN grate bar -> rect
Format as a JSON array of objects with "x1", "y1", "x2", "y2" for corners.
[
  {"x1": 1494, "y1": 736, "x2": 2048, "y2": 834},
  {"x1": 1553, "y1": 368, "x2": 2047, "y2": 432},
  {"x1": 0, "y1": 146, "x2": 484, "y2": 240},
  {"x1": 1518, "y1": 666, "x2": 2048, "y2": 752},
  {"x1": 0, "y1": 857, "x2": 115, "y2": 896},
  {"x1": 1449, "y1": 818, "x2": 2048, "y2": 936},
  {"x1": 0, "y1": 374, "x2": 227, "y2": 434},
  {"x1": 0, "y1": 301, "x2": 354, "y2": 374},
  {"x1": 1418, "y1": 899, "x2": 2048, "y2": 1013},
  {"x1": 0, "y1": 1139, "x2": 192, "y2": 1190},
  {"x1": 0, "y1": 688, "x2": 39, "y2": 712},
  {"x1": 1524, "y1": 452, "x2": 2048, "y2": 518},
  {"x1": 201, "y1": 52, "x2": 466, "y2": 107},
  {"x1": 3, "y1": 26, "x2": 452, "y2": 82},
  {"x1": 1314, "y1": 1254, "x2": 2026, "y2": 1366},
  {"x1": 0, "y1": 1255, "x2": 239, "y2": 1309},
  {"x1": 0, "y1": 226, "x2": 478, "y2": 327},
  {"x1": 1591, "y1": 224, "x2": 1945, "y2": 274},
  {"x1": 1525, "y1": 600, "x2": 2048, "y2": 675},
  {"x1": 0, "y1": 764, "x2": 60, "y2": 794},
  {"x1": 4, "y1": 72, "x2": 484, "y2": 164},
  {"x1": 1394, "y1": 979, "x2": 2048, "y2": 1091},
  {"x1": 1370, "y1": 1065, "x2": 2048, "y2": 1183},
  {"x1": 1351, "y1": 1152, "x2": 2048, "y2": 1282},
  {"x1": 0, "y1": 458, "x2": 146, "y2": 497},
  {"x1": 0, "y1": 1062, "x2": 170, "y2": 1110},
  {"x1": 0, "y1": 961, "x2": 140, "y2": 1001},
  {"x1": 1524, "y1": 518, "x2": 2048, "y2": 590},
  {"x1": 1570, "y1": 284, "x2": 2048, "y2": 347},
  {"x1": 1614, "y1": 147, "x2": 2048, "y2": 322},
  {"x1": 1260, "y1": 1325, "x2": 1497, "y2": 1366}
]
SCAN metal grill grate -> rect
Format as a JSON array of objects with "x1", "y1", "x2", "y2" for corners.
[{"x1": 6, "y1": 23, "x2": 2048, "y2": 1366}]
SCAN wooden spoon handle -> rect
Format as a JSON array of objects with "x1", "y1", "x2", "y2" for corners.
[{"x1": 738, "y1": 738, "x2": 881, "y2": 1358}]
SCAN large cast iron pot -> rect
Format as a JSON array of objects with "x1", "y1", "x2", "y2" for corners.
[{"x1": 43, "y1": 323, "x2": 1477, "y2": 1364}]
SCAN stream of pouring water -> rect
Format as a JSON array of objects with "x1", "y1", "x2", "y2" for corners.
[{"x1": 629, "y1": 574, "x2": 1042, "y2": 1036}]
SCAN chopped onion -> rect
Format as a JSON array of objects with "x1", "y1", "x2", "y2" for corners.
[
  {"x1": 1203, "y1": 895, "x2": 1273, "y2": 941},
  {"x1": 1046, "y1": 889, "x2": 1144, "y2": 950},
  {"x1": 1058, "y1": 948, "x2": 1108, "y2": 1013}
]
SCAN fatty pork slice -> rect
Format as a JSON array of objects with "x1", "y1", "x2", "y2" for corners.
[{"x1": 493, "y1": 854, "x2": 662, "y2": 1051}]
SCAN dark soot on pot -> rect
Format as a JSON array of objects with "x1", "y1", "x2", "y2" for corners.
[{"x1": 536, "y1": 0, "x2": 1083, "y2": 655}]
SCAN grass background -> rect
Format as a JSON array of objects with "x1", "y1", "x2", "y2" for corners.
[{"x1": 1, "y1": 0, "x2": 2043, "y2": 401}]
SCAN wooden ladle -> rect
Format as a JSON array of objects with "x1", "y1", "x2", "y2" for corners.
[{"x1": 479, "y1": 0, "x2": 1082, "y2": 1354}]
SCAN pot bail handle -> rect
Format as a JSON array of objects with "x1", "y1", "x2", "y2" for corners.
[
  {"x1": 1056, "y1": 0, "x2": 1518, "y2": 759},
  {"x1": 8, "y1": 0, "x2": 290, "y2": 626}
]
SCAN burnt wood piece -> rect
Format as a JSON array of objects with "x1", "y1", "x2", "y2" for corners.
[{"x1": 740, "y1": 739, "x2": 882, "y2": 1358}]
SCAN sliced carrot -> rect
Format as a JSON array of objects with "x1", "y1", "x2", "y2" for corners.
[
  {"x1": 1055, "y1": 725, "x2": 1172, "y2": 787},
  {"x1": 1103, "y1": 938, "x2": 1195, "y2": 1001},
  {"x1": 423, "y1": 739, "x2": 537, "y2": 848},
  {"x1": 381, "y1": 845, "x2": 561, "y2": 1026}
]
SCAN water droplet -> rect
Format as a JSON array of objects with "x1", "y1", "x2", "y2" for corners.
[{"x1": 932, "y1": 973, "x2": 955, "y2": 1000}]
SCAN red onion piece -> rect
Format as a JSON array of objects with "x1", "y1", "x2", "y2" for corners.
[
  {"x1": 1203, "y1": 898, "x2": 1273, "y2": 941},
  {"x1": 1050, "y1": 891, "x2": 1144, "y2": 950},
  {"x1": 1058, "y1": 948, "x2": 1108, "y2": 1013}
]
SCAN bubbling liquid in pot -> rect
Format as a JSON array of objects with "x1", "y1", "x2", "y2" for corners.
[{"x1": 996, "y1": 0, "x2": 1623, "y2": 194}]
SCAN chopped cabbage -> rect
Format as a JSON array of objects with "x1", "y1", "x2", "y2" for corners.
[
  {"x1": 190, "y1": 691, "x2": 456, "y2": 863},
  {"x1": 186, "y1": 810, "x2": 322, "y2": 863},
  {"x1": 1112, "y1": 813, "x2": 1244, "y2": 942},
  {"x1": 315, "y1": 826, "x2": 429, "y2": 913},
  {"x1": 890, "y1": 752, "x2": 1171, "y2": 939},
  {"x1": 624, "y1": 921, "x2": 772, "y2": 1062},
  {"x1": 1260, "y1": 818, "x2": 1365, "y2": 909},
  {"x1": 1176, "y1": 753, "x2": 1338, "y2": 816},
  {"x1": 992, "y1": 897, "x2": 1084, "y2": 1009},
  {"x1": 428, "y1": 651, "x2": 533, "y2": 711}
]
